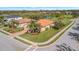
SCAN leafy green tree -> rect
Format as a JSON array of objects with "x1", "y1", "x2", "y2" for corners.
[
  {"x1": 54, "y1": 20, "x2": 64, "y2": 29},
  {"x1": 27, "y1": 14, "x2": 46, "y2": 20},
  {"x1": 29, "y1": 15, "x2": 39, "y2": 20}
]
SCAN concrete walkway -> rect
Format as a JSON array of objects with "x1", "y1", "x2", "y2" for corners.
[{"x1": 24, "y1": 44, "x2": 38, "y2": 51}]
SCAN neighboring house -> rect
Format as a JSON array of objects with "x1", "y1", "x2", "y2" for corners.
[
  {"x1": 4, "y1": 15, "x2": 22, "y2": 22},
  {"x1": 37, "y1": 19, "x2": 55, "y2": 32},
  {"x1": 18, "y1": 18, "x2": 31, "y2": 27}
]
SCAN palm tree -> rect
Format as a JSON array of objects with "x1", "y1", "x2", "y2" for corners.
[
  {"x1": 8, "y1": 19, "x2": 19, "y2": 32},
  {"x1": 28, "y1": 20, "x2": 40, "y2": 33},
  {"x1": 0, "y1": 16, "x2": 4, "y2": 24}
]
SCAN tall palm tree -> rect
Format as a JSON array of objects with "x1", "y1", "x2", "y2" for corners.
[
  {"x1": 0, "y1": 16, "x2": 4, "y2": 24},
  {"x1": 8, "y1": 19, "x2": 19, "y2": 32},
  {"x1": 28, "y1": 20, "x2": 40, "y2": 33}
]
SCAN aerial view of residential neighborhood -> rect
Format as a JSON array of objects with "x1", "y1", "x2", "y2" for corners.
[{"x1": 0, "y1": 7, "x2": 79, "y2": 51}]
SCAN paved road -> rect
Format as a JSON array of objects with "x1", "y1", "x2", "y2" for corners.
[
  {"x1": 0, "y1": 32, "x2": 29, "y2": 51},
  {"x1": 35, "y1": 18, "x2": 79, "y2": 51}
]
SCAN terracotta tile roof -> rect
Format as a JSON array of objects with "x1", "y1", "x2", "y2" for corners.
[
  {"x1": 37, "y1": 19, "x2": 54, "y2": 27},
  {"x1": 18, "y1": 18, "x2": 31, "y2": 24}
]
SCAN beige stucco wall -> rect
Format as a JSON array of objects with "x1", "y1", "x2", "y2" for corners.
[
  {"x1": 41, "y1": 25, "x2": 50, "y2": 32},
  {"x1": 51, "y1": 24, "x2": 55, "y2": 27},
  {"x1": 40, "y1": 24, "x2": 55, "y2": 32},
  {"x1": 41, "y1": 27, "x2": 46, "y2": 32}
]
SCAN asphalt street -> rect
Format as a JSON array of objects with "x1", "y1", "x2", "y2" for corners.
[{"x1": 0, "y1": 32, "x2": 29, "y2": 51}]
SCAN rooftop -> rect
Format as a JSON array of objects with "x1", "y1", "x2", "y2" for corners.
[
  {"x1": 37, "y1": 19, "x2": 54, "y2": 27},
  {"x1": 5, "y1": 15, "x2": 21, "y2": 18},
  {"x1": 18, "y1": 18, "x2": 31, "y2": 24}
]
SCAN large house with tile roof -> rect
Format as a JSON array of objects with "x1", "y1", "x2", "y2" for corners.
[{"x1": 37, "y1": 19, "x2": 55, "y2": 32}]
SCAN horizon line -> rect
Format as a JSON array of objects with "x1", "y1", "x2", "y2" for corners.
[{"x1": 0, "y1": 7, "x2": 79, "y2": 10}]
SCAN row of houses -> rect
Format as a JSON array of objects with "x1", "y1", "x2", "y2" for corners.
[{"x1": 4, "y1": 15, "x2": 55, "y2": 32}]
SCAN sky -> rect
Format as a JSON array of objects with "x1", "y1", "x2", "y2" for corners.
[
  {"x1": 0, "y1": 0, "x2": 79, "y2": 10},
  {"x1": 0, "y1": 7, "x2": 79, "y2": 10},
  {"x1": 0, "y1": 0, "x2": 79, "y2": 7}
]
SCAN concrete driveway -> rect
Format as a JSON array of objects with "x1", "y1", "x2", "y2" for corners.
[{"x1": 0, "y1": 32, "x2": 29, "y2": 51}]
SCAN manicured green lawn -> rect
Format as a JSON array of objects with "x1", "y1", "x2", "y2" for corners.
[{"x1": 20, "y1": 28, "x2": 60, "y2": 43}]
